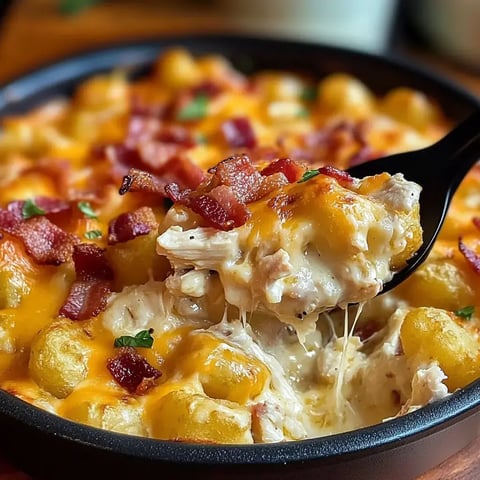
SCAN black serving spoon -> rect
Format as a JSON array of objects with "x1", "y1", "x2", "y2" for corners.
[{"x1": 348, "y1": 110, "x2": 480, "y2": 294}]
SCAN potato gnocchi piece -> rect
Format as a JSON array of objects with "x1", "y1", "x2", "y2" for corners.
[
  {"x1": 174, "y1": 331, "x2": 270, "y2": 404},
  {"x1": 61, "y1": 388, "x2": 146, "y2": 436},
  {"x1": 29, "y1": 320, "x2": 92, "y2": 399},
  {"x1": 317, "y1": 73, "x2": 375, "y2": 118},
  {"x1": 148, "y1": 390, "x2": 253, "y2": 443},
  {"x1": 400, "y1": 307, "x2": 480, "y2": 391},
  {"x1": 105, "y1": 232, "x2": 170, "y2": 290}
]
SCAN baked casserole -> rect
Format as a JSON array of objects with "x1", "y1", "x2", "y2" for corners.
[{"x1": 0, "y1": 48, "x2": 478, "y2": 444}]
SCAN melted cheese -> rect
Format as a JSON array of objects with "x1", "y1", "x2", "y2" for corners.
[{"x1": 157, "y1": 172, "x2": 422, "y2": 340}]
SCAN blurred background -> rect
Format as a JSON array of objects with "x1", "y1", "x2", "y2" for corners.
[{"x1": 0, "y1": 0, "x2": 479, "y2": 96}]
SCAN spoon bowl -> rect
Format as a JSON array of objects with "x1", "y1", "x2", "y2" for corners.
[{"x1": 348, "y1": 110, "x2": 480, "y2": 293}]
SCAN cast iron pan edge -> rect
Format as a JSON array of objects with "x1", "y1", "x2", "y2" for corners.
[{"x1": 0, "y1": 35, "x2": 480, "y2": 480}]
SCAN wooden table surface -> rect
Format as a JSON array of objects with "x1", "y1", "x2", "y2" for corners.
[{"x1": 0, "y1": 1, "x2": 480, "y2": 479}]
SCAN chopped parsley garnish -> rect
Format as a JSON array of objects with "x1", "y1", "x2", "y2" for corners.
[
  {"x1": 59, "y1": 0, "x2": 99, "y2": 15},
  {"x1": 84, "y1": 229, "x2": 102, "y2": 240},
  {"x1": 176, "y1": 94, "x2": 209, "y2": 121},
  {"x1": 454, "y1": 305, "x2": 475, "y2": 320},
  {"x1": 298, "y1": 169, "x2": 320, "y2": 183},
  {"x1": 114, "y1": 328, "x2": 155, "y2": 348},
  {"x1": 22, "y1": 199, "x2": 46, "y2": 219},
  {"x1": 301, "y1": 85, "x2": 317, "y2": 102},
  {"x1": 78, "y1": 201, "x2": 98, "y2": 219},
  {"x1": 297, "y1": 107, "x2": 310, "y2": 118}
]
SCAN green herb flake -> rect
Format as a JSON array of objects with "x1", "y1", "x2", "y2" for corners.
[
  {"x1": 297, "y1": 107, "x2": 310, "y2": 118},
  {"x1": 59, "y1": 0, "x2": 99, "y2": 15},
  {"x1": 22, "y1": 199, "x2": 46, "y2": 220},
  {"x1": 298, "y1": 169, "x2": 320, "y2": 183},
  {"x1": 78, "y1": 201, "x2": 98, "y2": 219},
  {"x1": 84, "y1": 229, "x2": 102, "y2": 240},
  {"x1": 454, "y1": 305, "x2": 475, "y2": 320},
  {"x1": 176, "y1": 94, "x2": 209, "y2": 121},
  {"x1": 114, "y1": 328, "x2": 155, "y2": 348},
  {"x1": 301, "y1": 85, "x2": 317, "y2": 102}
]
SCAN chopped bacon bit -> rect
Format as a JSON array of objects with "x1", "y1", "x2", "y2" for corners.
[
  {"x1": 165, "y1": 154, "x2": 301, "y2": 231},
  {"x1": 155, "y1": 124, "x2": 196, "y2": 148},
  {"x1": 458, "y1": 237, "x2": 480, "y2": 274},
  {"x1": 261, "y1": 158, "x2": 305, "y2": 183},
  {"x1": 126, "y1": 115, "x2": 161, "y2": 145},
  {"x1": 248, "y1": 146, "x2": 281, "y2": 163},
  {"x1": 255, "y1": 172, "x2": 289, "y2": 199},
  {"x1": 108, "y1": 206, "x2": 158, "y2": 245},
  {"x1": 58, "y1": 280, "x2": 111, "y2": 321},
  {"x1": 130, "y1": 95, "x2": 167, "y2": 118},
  {"x1": 72, "y1": 243, "x2": 113, "y2": 282},
  {"x1": 301, "y1": 120, "x2": 371, "y2": 169},
  {"x1": 473, "y1": 217, "x2": 480, "y2": 230},
  {"x1": 0, "y1": 211, "x2": 79, "y2": 265},
  {"x1": 348, "y1": 145, "x2": 376, "y2": 167},
  {"x1": 318, "y1": 165, "x2": 353, "y2": 185},
  {"x1": 190, "y1": 185, "x2": 251, "y2": 231},
  {"x1": 59, "y1": 243, "x2": 113, "y2": 321},
  {"x1": 0, "y1": 210, "x2": 22, "y2": 232},
  {"x1": 118, "y1": 155, "x2": 204, "y2": 197},
  {"x1": 107, "y1": 346, "x2": 161, "y2": 395},
  {"x1": 209, "y1": 154, "x2": 263, "y2": 203},
  {"x1": 7, "y1": 197, "x2": 70, "y2": 219},
  {"x1": 119, "y1": 168, "x2": 166, "y2": 196},
  {"x1": 161, "y1": 155, "x2": 205, "y2": 190},
  {"x1": 164, "y1": 183, "x2": 191, "y2": 203},
  {"x1": 18, "y1": 217, "x2": 79, "y2": 265},
  {"x1": 221, "y1": 117, "x2": 257, "y2": 149},
  {"x1": 137, "y1": 141, "x2": 181, "y2": 170}
]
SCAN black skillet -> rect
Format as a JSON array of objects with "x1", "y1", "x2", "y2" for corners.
[{"x1": 0, "y1": 35, "x2": 479, "y2": 480}]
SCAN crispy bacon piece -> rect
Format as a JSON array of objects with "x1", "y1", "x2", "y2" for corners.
[
  {"x1": 318, "y1": 165, "x2": 354, "y2": 185},
  {"x1": 118, "y1": 154, "x2": 205, "y2": 197},
  {"x1": 165, "y1": 154, "x2": 303, "y2": 231},
  {"x1": 0, "y1": 210, "x2": 79, "y2": 265},
  {"x1": 189, "y1": 186, "x2": 251, "y2": 230},
  {"x1": 458, "y1": 237, "x2": 480, "y2": 274},
  {"x1": 261, "y1": 158, "x2": 305, "y2": 183},
  {"x1": 221, "y1": 117, "x2": 257, "y2": 149},
  {"x1": 119, "y1": 168, "x2": 166, "y2": 196},
  {"x1": 348, "y1": 145, "x2": 375, "y2": 167},
  {"x1": 59, "y1": 244, "x2": 113, "y2": 321},
  {"x1": 7, "y1": 197, "x2": 71, "y2": 219},
  {"x1": 130, "y1": 95, "x2": 167, "y2": 119},
  {"x1": 159, "y1": 155, "x2": 205, "y2": 190},
  {"x1": 156, "y1": 124, "x2": 196, "y2": 148},
  {"x1": 72, "y1": 243, "x2": 113, "y2": 282},
  {"x1": 209, "y1": 154, "x2": 264, "y2": 203},
  {"x1": 59, "y1": 280, "x2": 112, "y2": 321},
  {"x1": 301, "y1": 120, "x2": 377, "y2": 169},
  {"x1": 107, "y1": 346, "x2": 162, "y2": 395},
  {"x1": 108, "y1": 206, "x2": 158, "y2": 245}
]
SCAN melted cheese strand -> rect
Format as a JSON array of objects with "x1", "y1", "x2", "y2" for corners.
[{"x1": 334, "y1": 303, "x2": 364, "y2": 416}]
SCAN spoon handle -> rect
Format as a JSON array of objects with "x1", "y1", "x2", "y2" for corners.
[
  {"x1": 443, "y1": 134, "x2": 480, "y2": 195},
  {"x1": 433, "y1": 110, "x2": 480, "y2": 160}
]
